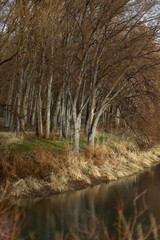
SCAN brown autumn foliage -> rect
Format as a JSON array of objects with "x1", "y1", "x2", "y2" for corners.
[
  {"x1": 0, "y1": 0, "x2": 159, "y2": 152},
  {"x1": 106, "y1": 32, "x2": 160, "y2": 146},
  {"x1": 0, "y1": 147, "x2": 60, "y2": 181}
]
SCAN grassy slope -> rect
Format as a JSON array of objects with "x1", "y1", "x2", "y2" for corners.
[{"x1": 0, "y1": 131, "x2": 160, "y2": 198}]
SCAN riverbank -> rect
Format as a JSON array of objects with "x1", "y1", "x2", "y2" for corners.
[{"x1": 0, "y1": 131, "x2": 160, "y2": 198}]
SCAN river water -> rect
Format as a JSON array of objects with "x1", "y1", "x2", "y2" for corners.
[{"x1": 18, "y1": 164, "x2": 160, "y2": 239}]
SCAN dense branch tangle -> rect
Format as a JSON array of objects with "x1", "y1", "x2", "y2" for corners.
[{"x1": 0, "y1": 0, "x2": 159, "y2": 152}]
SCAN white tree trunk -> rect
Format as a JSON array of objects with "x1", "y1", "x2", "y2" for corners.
[
  {"x1": 73, "y1": 119, "x2": 81, "y2": 153},
  {"x1": 31, "y1": 95, "x2": 37, "y2": 127},
  {"x1": 85, "y1": 96, "x2": 95, "y2": 135},
  {"x1": 45, "y1": 74, "x2": 53, "y2": 139},
  {"x1": 16, "y1": 70, "x2": 23, "y2": 138},
  {"x1": 37, "y1": 85, "x2": 43, "y2": 137},
  {"x1": 52, "y1": 92, "x2": 61, "y2": 132},
  {"x1": 73, "y1": 105, "x2": 81, "y2": 152},
  {"x1": 116, "y1": 107, "x2": 121, "y2": 130},
  {"x1": 88, "y1": 110, "x2": 103, "y2": 147},
  {"x1": 21, "y1": 82, "x2": 30, "y2": 130}
]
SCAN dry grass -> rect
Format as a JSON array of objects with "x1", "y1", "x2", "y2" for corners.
[
  {"x1": 0, "y1": 132, "x2": 160, "y2": 198},
  {"x1": 0, "y1": 132, "x2": 23, "y2": 146}
]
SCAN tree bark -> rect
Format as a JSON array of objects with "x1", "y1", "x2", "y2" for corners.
[
  {"x1": 52, "y1": 91, "x2": 61, "y2": 132},
  {"x1": 16, "y1": 69, "x2": 23, "y2": 138},
  {"x1": 45, "y1": 74, "x2": 53, "y2": 139},
  {"x1": 21, "y1": 82, "x2": 30, "y2": 131},
  {"x1": 85, "y1": 96, "x2": 95, "y2": 135},
  {"x1": 4, "y1": 78, "x2": 14, "y2": 128},
  {"x1": 73, "y1": 117, "x2": 81, "y2": 153},
  {"x1": 36, "y1": 51, "x2": 45, "y2": 137},
  {"x1": 88, "y1": 110, "x2": 103, "y2": 147},
  {"x1": 37, "y1": 85, "x2": 43, "y2": 137},
  {"x1": 31, "y1": 94, "x2": 37, "y2": 127}
]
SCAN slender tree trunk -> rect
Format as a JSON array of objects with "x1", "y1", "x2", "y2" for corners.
[
  {"x1": 36, "y1": 51, "x2": 45, "y2": 137},
  {"x1": 32, "y1": 95, "x2": 37, "y2": 127},
  {"x1": 72, "y1": 103, "x2": 81, "y2": 152},
  {"x1": 21, "y1": 82, "x2": 30, "y2": 131},
  {"x1": 63, "y1": 102, "x2": 71, "y2": 138},
  {"x1": 52, "y1": 91, "x2": 61, "y2": 132},
  {"x1": 65, "y1": 99, "x2": 71, "y2": 137},
  {"x1": 116, "y1": 107, "x2": 121, "y2": 130},
  {"x1": 16, "y1": 70, "x2": 23, "y2": 138},
  {"x1": 4, "y1": 78, "x2": 14, "y2": 128},
  {"x1": 69, "y1": 51, "x2": 88, "y2": 152},
  {"x1": 9, "y1": 97, "x2": 16, "y2": 131},
  {"x1": 9, "y1": 113, "x2": 14, "y2": 131},
  {"x1": 29, "y1": 86, "x2": 35, "y2": 123},
  {"x1": 45, "y1": 73, "x2": 53, "y2": 139},
  {"x1": 88, "y1": 111, "x2": 103, "y2": 147},
  {"x1": 61, "y1": 90, "x2": 71, "y2": 138},
  {"x1": 37, "y1": 85, "x2": 43, "y2": 137},
  {"x1": 85, "y1": 101, "x2": 91, "y2": 135},
  {"x1": 45, "y1": 40, "x2": 54, "y2": 139},
  {"x1": 4, "y1": 106, "x2": 9, "y2": 128},
  {"x1": 61, "y1": 89, "x2": 66, "y2": 137},
  {"x1": 73, "y1": 118, "x2": 81, "y2": 153},
  {"x1": 85, "y1": 96, "x2": 95, "y2": 135}
]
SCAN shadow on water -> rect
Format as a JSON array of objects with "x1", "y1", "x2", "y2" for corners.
[{"x1": 16, "y1": 164, "x2": 160, "y2": 240}]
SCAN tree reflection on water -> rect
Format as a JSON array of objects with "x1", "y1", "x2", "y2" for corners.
[{"x1": 18, "y1": 165, "x2": 160, "y2": 240}]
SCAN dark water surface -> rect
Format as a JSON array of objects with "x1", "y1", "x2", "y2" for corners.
[{"x1": 17, "y1": 164, "x2": 160, "y2": 239}]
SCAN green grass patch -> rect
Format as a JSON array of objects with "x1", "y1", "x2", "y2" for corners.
[
  {"x1": 7, "y1": 136, "x2": 88, "y2": 154},
  {"x1": 0, "y1": 131, "x2": 135, "y2": 155},
  {"x1": 8, "y1": 140, "x2": 37, "y2": 153},
  {"x1": 96, "y1": 133, "x2": 134, "y2": 145},
  {"x1": 8, "y1": 139, "x2": 65, "y2": 154}
]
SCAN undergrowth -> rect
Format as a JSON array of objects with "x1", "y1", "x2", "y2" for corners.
[{"x1": 0, "y1": 131, "x2": 160, "y2": 198}]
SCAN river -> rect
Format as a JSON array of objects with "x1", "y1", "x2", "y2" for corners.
[{"x1": 17, "y1": 164, "x2": 160, "y2": 239}]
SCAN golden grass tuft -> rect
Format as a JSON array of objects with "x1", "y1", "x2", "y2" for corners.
[{"x1": 0, "y1": 132, "x2": 23, "y2": 146}]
